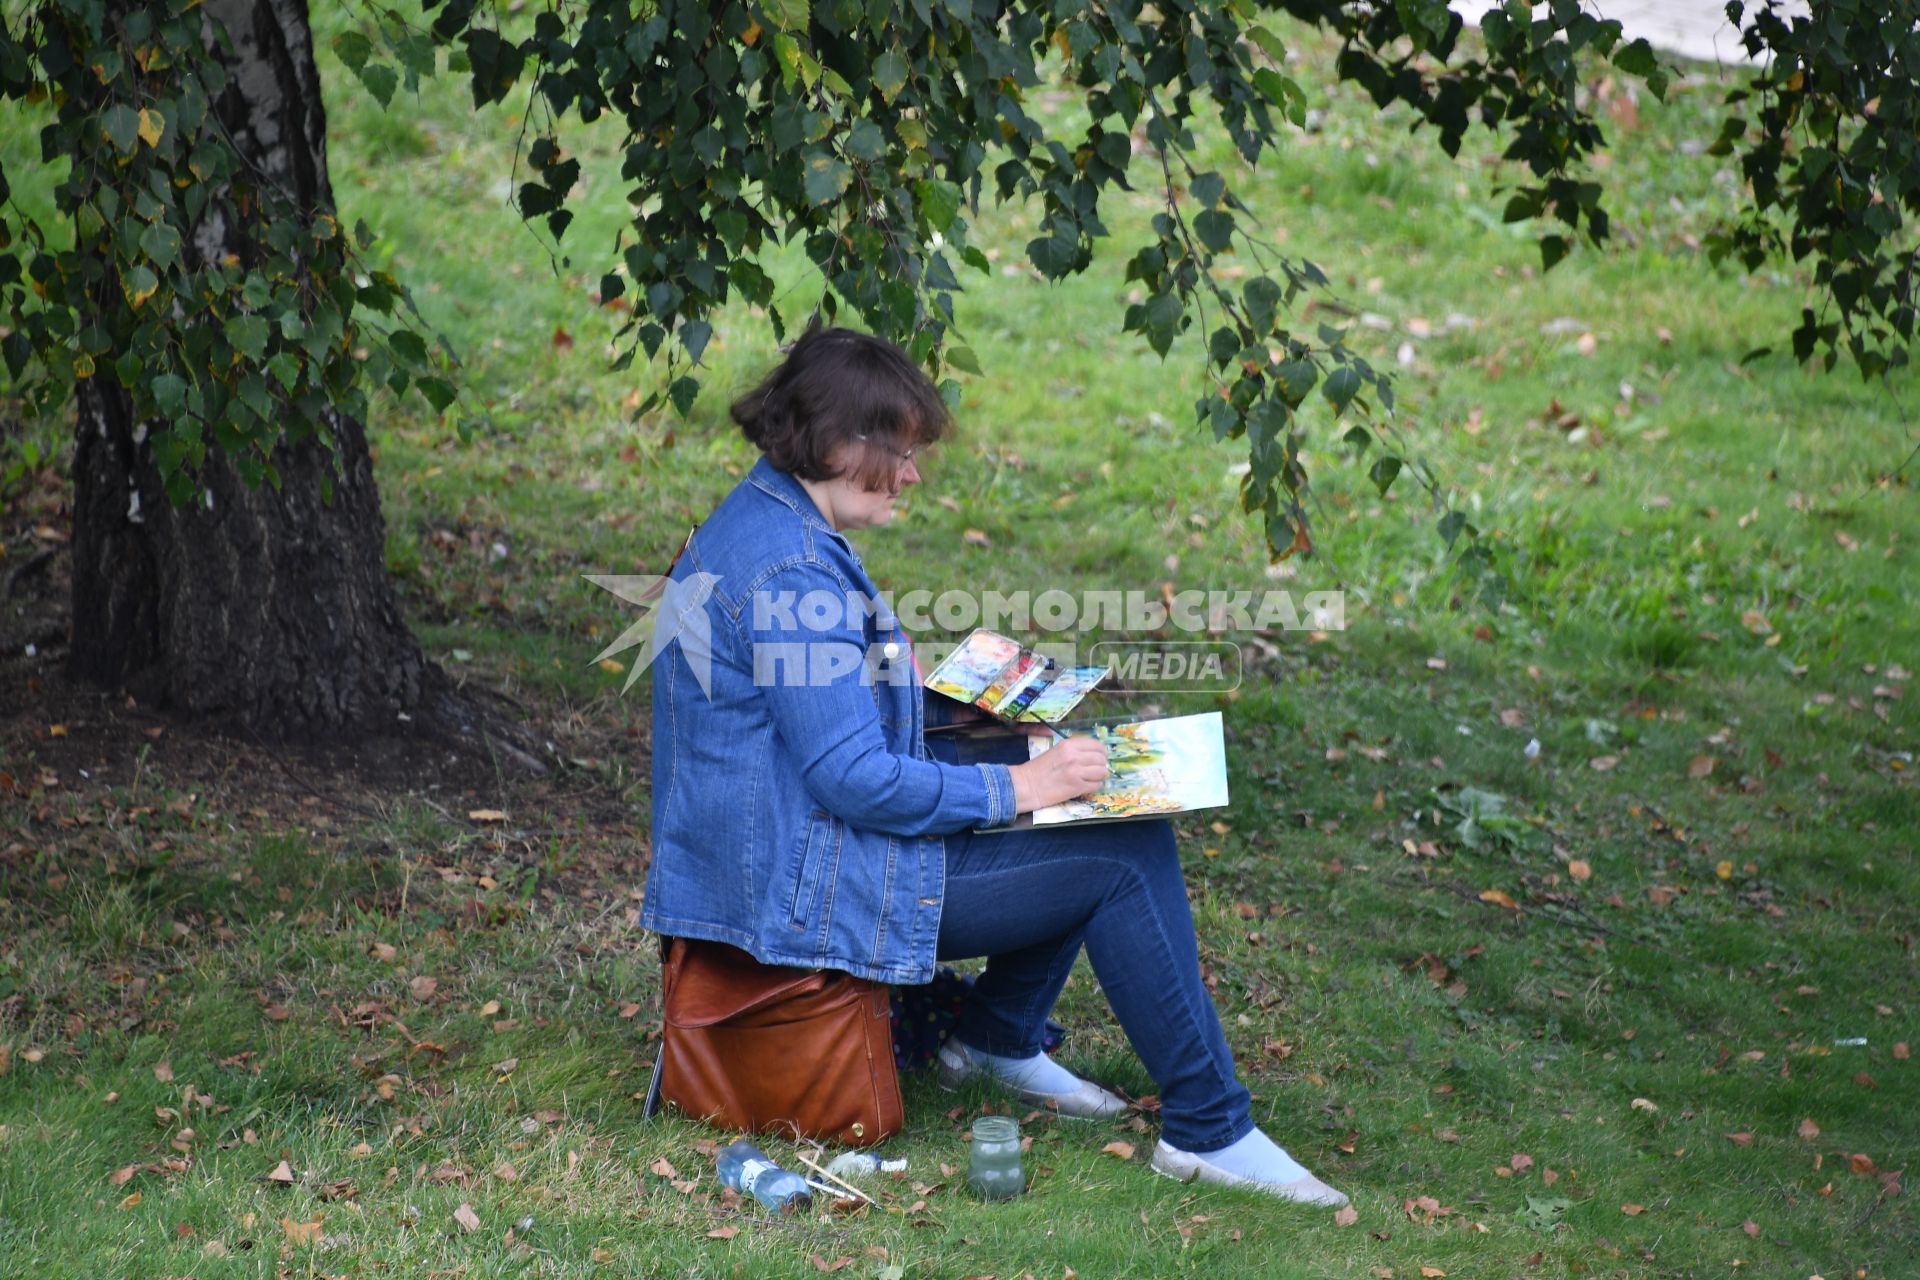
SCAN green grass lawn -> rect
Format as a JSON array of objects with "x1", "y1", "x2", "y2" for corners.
[{"x1": 2, "y1": 12, "x2": 1916, "y2": 1279}]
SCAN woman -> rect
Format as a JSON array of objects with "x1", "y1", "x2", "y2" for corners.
[{"x1": 640, "y1": 326, "x2": 1346, "y2": 1207}]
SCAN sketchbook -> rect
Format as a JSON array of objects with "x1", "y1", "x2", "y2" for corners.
[
  {"x1": 1024, "y1": 712, "x2": 1230, "y2": 826},
  {"x1": 922, "y1": 628, "x2": 1110, "y2": 723}
]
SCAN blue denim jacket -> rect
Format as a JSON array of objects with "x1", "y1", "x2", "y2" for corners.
[{"x1": 640, "y1": 457, "x2": 1018, "y2": 983}]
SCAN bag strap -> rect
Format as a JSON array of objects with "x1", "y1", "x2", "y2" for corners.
[{"x1": 643, "y1": 935, "x2": 675, "y2": 1120}]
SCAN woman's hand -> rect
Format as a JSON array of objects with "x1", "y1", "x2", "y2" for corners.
[{"x1": 1009, "y1": 736, "x2": 1110, "y2": 813}]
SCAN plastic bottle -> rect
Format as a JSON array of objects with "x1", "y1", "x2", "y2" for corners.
[
  {"x1": 825, "y1": 1151, "x2": 908, "y2": 1180},
  {"x1": 715, "y1": 1138, "x2": 813, "y2": 1214}
]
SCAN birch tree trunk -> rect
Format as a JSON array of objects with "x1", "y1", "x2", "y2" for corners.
[{"x1": 67, "y1": 0, "x2": 542, "y2": 769}]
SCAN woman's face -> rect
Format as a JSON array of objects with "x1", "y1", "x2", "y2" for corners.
[{"x1": 807, "y1": 440, "x2": 922, "y2": 531}]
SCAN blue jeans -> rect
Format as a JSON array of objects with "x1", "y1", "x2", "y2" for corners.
[{"x1": 937, "y1": 818, "x2": 1255, "y2": 1153}]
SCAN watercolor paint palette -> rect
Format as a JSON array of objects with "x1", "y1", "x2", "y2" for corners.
[{"x1": 922, "y1": 628, "x2": 1109, "y2": 723}]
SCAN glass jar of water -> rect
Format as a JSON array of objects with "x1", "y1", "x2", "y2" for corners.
[{"x1": 967, "y1": 1115, "x2": 1024, "y2": 1200}]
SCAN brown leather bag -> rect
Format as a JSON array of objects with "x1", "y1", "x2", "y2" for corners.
[{"x1": 653, "y1": 937, "x2": 903, "y2": 1147}]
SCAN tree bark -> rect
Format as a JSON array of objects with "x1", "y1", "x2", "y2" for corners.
[{"x1": 67, "y1": 0, "x2": 543, "y2": 769}]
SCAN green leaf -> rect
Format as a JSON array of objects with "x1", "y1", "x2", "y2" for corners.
[
  {"x1": 1368, "y1": 455, "x2": 1403, "y2": 495},
  {"x1": 1244, "y1": 277, "x2": 1282, "y2": 331},
  {"x1": 1027, "y1": 231, "x2": 1079, "y2": 278},
  {"x1": 333, "y1": 31, "x2": 374, "y2": 73},
  {"x1": 764, "y1": 0, "x2": 810, "y2": 30},
  {"x1": 139, "y1": 221, "x2": 182, "y2": 270},
  {"x1": 150, "y1": 373, "x2": 188, "y2": 418},
  {"x1": 1193, "y1": 209, "x2": 1233, "y2": 253},
  {"x1": 915, "y1": 178, "x2": 963, "y2": 234},
  {"x1": 1246, "y1": 25, "x2": 1287, "y2": 64},
  {"x1": 1143, "y1": 292, "x2": 1183, "y2": 357},
  {"x1": 1612, "y1": 36, "x2": 1657, "y2": 77},
  {"x1": 1438, "y1": 509, "x2": 1471, "y2": 548},
  {"x1": 772, "y1": 34, "x2": 805, "y2": 89},
  {"x1": 267, "y1": 352, "x2": 302, "y2": 390},
  {"x1": 802, "y1": 152, "x2": 852, "y2": 206},
  {"x1": 1246, "y1": 398, "x2": 1287, "y2": 447},
  {"x1": 1208, "y1": 325, "x2": 1241, "y2": 368},
  {"x1": 1539, "y1": 234, "x2": 1570, "y2": 271},
  {"x1": 845, "y1": 118, "x2": 886, "y2": 162},
  {"x1": 237, "y1": 372, "x2": 276, "y2": 421},
  {"x1": 518, "y1": 181, "x2": 557, "y2": 217},
  {"x1": 224, "y1": 315, "x2": 271, "y2": 360},
  {"x1": 681, "y1": 319, "x2": 712, "y2": 364},
  {"x1": 417, "y1": 376, "x2": 457, "y2": 413},
  {"x1": 1190, "y1": 172, "x2": 1226, "y2": 209},
  {"x1": 357, "y1": 62, "x2": 399, "y2": 109},
  {"x1": 873, "y1": 48, "x2": 909, "y2": 103},
  {"x1": 945, "y1": 343, "x2": 982, "y2": 375},
  {"x1": 1502, "y1": 191, "x2": 1543, "y2": 223},
  {"x1": 668, "y1": 374, "x2": 701, "y2": 417},
  {"x1": 101, "y1": 104, "x2": 141, "y2": 154},
  {"x1": 1252, "y1": 68, "x2": 1293, "y2": 111},
  {"x1": 1480, "y1": 9, "x2": 1512, "y2": 53},
  {"x1": 124, "y1": 264, "x2": 159, "y2": 309},
  {"x1": 1273, "y1": 359, "x2": 1317, "y2": 403},
  {"x1": 1322, "y1": 364, "x2": 1362, "y2": 413},
  {"x1": 389, "y1": 329, "x2": 429, "y2": 366}
]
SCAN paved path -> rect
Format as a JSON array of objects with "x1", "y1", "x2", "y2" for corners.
[{"x1": 1450, "y1": 0, "x2": 1810, "y2": 66}]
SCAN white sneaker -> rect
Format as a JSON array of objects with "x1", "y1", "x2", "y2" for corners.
[
  {"x1": 934, "y1": 1041, "x2": 1131, "y2": 1120},
  {"x1": 1149, "y1": 1138, "x2": 1351, "y2": 1207}
]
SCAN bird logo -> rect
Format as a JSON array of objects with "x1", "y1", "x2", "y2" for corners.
[{"x1": 584, "y1": 568, "x2": 722, "y2": 697}]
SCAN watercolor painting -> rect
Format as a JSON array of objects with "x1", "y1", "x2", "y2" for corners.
[
  {"x1": 923, "y1": 628, "x2": 1024, "y2": 703},
  {"x1": 1027, "y1": 712, "x2": 1229, "y2": 825}
]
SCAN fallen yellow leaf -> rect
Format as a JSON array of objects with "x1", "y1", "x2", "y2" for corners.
[{"x1": 1101, "y1": 1141, "x2": 1136, "y2": 1160}]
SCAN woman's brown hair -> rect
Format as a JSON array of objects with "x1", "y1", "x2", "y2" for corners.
[{"x1": 730, "y1": 324, "x2": 950, "y2": 493}]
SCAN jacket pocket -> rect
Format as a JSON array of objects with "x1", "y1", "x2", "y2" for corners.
[{"x1": 787, "y1": 809, "x2": 842, "y2": 930}]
